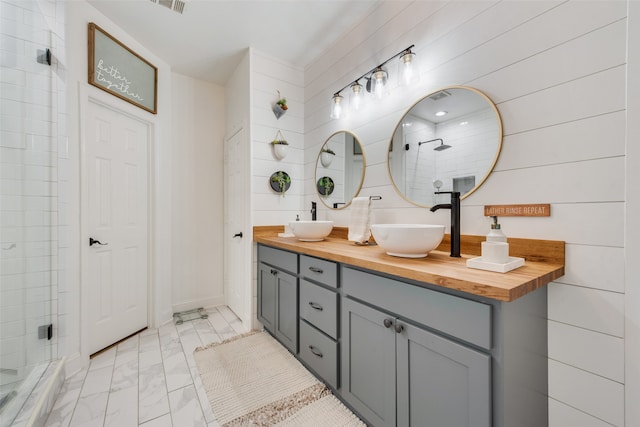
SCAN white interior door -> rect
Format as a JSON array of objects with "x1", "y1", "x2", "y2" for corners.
[
  {"x1": 86, "y1": 100, "x2": 149, "y2": 355},
  {"x1": 224, "y1": 125, "x2": 249, "y2": 325}
]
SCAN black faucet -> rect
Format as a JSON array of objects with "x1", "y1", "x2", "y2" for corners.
[
  {"x1": 311, "y1": 202, "x2": 317, "y2": 221},
  {"x1": 430, "y1": 191, "x2": 460, "y2": 257}
]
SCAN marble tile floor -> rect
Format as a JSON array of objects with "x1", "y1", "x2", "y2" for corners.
[{"x1": 44, "y1": 306, "x2": 247, "y2": 427}]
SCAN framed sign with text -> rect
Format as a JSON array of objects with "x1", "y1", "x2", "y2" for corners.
[{"x1": 88, "y1": 23, "x2": 157, "y2": 114}]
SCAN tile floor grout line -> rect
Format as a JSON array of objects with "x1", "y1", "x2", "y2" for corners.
[
  {"x1": 46, "y1": 305, "x2": 241, "y2": 427},
  {"x1": 158, "y1": 327, "x2": 174, "y2": 426},
  {"x1": 102, "y1": 345, "x2": 120, "y2": 427}
]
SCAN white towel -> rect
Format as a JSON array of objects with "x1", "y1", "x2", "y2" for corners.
[{"x1": 348, "y1": 196, "x2": 371, "y2": 243}]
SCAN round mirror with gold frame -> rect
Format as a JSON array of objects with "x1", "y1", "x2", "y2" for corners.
[
  {"x1": 388, "y1": 86, "x2": 502, "y2": 207},
  {"x1": 315, "y1": 130, "x2": 366, "y2": 209}
]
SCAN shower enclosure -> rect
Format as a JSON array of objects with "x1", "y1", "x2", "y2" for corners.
[{"x1": 0, "y1": 0, "x2": 60, "y2": 425}]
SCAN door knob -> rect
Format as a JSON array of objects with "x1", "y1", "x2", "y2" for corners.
[
  {"x1": 89, "y1": 237, "x2": 108, "y2": 246},
  {"x1": 233, "y1": 232, "x2": 243, "y2": 238}
]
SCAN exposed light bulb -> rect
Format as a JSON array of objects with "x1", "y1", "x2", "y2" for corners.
[
  {"x1": 398, "y1": 50, "x2": 419, "y2": 86},
  {"x1": 350, "y1": 82, "x2": 363, "y2": 111},
  {"x1": 370, "y1": 68, "x2": 388, "y2": 100},
  {"x1": 330, "y1": 94, "x2": 344, "y2": 119}
]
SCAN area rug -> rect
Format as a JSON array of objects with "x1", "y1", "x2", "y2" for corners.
[{"x1": 194, "y1": 331, "x2": 364, "y2": 426}]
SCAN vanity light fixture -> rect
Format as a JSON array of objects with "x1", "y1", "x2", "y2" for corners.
[
  {"x1": 349, "y1": 82, "x2": 364, "y2": 111},
  {"x1": 330, "y1": 93, "x2": 345, "y2": 119},
  {"x1": 368, "y1": 66, "x2": 389, "y2": 100},
  {"x1": 330, "y1": 44, "x2": 416, "y2": 119},
  {"x1": 398, "y1": 48, "x2": 419, "y2": 86}
]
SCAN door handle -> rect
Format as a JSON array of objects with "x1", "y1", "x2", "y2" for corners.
[
  {"x1": 233, "y1": 232, "x2": 243, "y2": 238},
  {"x1": 89, "y1": 237, "x2": 108, "y2": 246}
]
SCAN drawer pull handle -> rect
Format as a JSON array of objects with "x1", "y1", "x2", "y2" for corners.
[
  {"x1": 309, "y1": 345, "x2": 323, "y2": 358},
  {"x1": 383, "y1": 318, "x2": 393, "y2": 329},
  {"x1": 308, "y1": 302, "x2": 323, "y2": 311},
  {"x1": 395, "y1": 323, "x2": 404, "y2": 334},
  {"x1": 308, "y1": 266, "x2": 324, "y2": 274}
]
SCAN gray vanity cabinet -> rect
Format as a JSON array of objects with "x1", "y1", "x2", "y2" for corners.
[
  {"x1": 341, "y1": 298, "x2": 397, "y2": 426},
  {"x1": 257, "y1": 243, "x2": 548, "y2": 427},
  {"x1": 298, "y1": 255, "x2": 340, "y2": 390},
  {"x1": 257, "y1": 262, "x2": 277, "y2": 332},
  {"x1": 341, "y1": 266, "x2": 491, "y2": 427},
  {"x1": 257, "y1": 245, "x2": 298, "y2": 354},
  {"x1": 396, "y1": 317, "x2": 491, "y2": 427}
]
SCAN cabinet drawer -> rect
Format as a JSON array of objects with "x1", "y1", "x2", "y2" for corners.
[
  {"x1": 258, "y1": 245, "x2": 298, "y2": 274},
  {"x1": 300, "y1": 279, "x2": 338, "y2": 339},
  {"x1": 299, "y1": 321, "x2": 338, "y2": 390},
  {"x1": 300, "y1": 255, "x2": 338, "y2": 288},
  {"x1": 343, "y1": 266, "x2": 492, "y2": 350}
]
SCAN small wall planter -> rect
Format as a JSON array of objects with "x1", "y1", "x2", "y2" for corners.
[
  {"x1": 272, "y1": 90, "x2": 288, "y2": 119},
  {"x1": 320, "y1": 148, "x2": 335, "y2": 167},
  {"x1": 317, "y1": 176, "x2": 334, "y2": 198},
  {"x1": 270, "y1": 171, "x2": 291, "y2": 197},
  {"x1": 271, "y1": 130, "x2": 288, "y2": 160}
]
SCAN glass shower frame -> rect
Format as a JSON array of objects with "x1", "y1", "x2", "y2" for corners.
[{"x1": 0, "y1": 0, "x2": 58, "y2": 425}]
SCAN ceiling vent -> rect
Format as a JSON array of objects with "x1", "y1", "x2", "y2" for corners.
[
  {"x1": 428, "y1": 90, "x2": 451, "y2": 102},
  {"x1": 149, "y1": 0, "x2": 186, "y2": 14}
]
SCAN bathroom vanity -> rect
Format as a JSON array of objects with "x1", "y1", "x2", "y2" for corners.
[{"x1": 255, "y1": 227, "x2": 564, "y2": 427}]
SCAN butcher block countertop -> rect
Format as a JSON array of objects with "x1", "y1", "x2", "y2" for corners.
[{"x1": 254, "y1": 226, "x2": 565, "y2": 302}]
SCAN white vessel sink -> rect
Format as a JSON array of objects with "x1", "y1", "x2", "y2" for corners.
[
  {"x1": 289, "y1": 220, "x2": 334, "y2": 241},
  {"x1": 371, "y1": 224, "x2": 445, "y2": 258}
]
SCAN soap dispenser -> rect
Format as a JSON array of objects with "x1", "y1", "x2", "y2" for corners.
[{"x1": 487, "y1": 216, "x2": 507, "y2": 243}]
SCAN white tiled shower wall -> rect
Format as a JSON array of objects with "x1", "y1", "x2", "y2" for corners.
[
  {"x1": 304, "y1": 1, "x2": 629, "y2": 425},
  {"x1": 0, "y1": 0, "x2": 64, "y2": 411}
]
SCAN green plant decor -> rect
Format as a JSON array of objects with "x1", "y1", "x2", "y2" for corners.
[
  {"x1": 276, "y1": 96, "x2": 288, "y2": 111},
  {"x1": 271, "y1": 171, "x2": 291, "y2": 197},
  {"x1": 321, "y1": 147, "x2": 335, "y2": 155},
  {"x1": 318, "y1": 176, "x2": 334, "y2": 198},
  {"x1": 271, "y1": 129, "x2": 288, "y2": 145}
]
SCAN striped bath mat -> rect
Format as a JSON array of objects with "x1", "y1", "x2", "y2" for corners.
[{"x1": 194, "y1": 331, "x2": 364, "y2": 426}]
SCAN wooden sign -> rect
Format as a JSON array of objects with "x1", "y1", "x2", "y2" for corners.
[
  {"x1": 88, "y1": 23, "x2": 158, "y2": 114},
  {"x1": 484, "y1": 204, "x2": 550, "y2": 217}
]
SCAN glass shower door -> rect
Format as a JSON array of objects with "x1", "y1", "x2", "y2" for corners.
[{"x1": 0, "y1": 0, "x2": 56, "y2": 424}]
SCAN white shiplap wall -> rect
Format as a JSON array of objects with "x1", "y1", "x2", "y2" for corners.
[
  {"x1": 303, "y1": 1, "x2": 628, "y2": 425},
  {"x1": 251, "y1": 50, "x2": 305, "y2": 225}
]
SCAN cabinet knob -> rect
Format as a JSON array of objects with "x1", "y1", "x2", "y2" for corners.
[
  {"x1": 395, "y1": 323, "x2": 404, "y2": 334},
  {"x1": 270, "y1": 269, "x2": 278, "y2": 275},
  {"x1": 309, "y1": 345, "x2": 323, "y2": 358},
  {"x1": 383, "y1": 318, "x2": 393, "y2": 328},
  {"x1": 308, "y1": 302, "x2": 323, "y2": 311}
]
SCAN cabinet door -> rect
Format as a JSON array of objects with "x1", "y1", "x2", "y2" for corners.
[
  {"x1": 397, "y1": 322, "x2": 491, "y2": 427},
  {"x1": 257, "y1": 263, "x2": 276, "y2": 332},
  {"x1": 275, "y1": 269, "x2": 298, "y2": 353},
  {"x1": 341, "y1": 298, "x2": 396, "y2": 427}
]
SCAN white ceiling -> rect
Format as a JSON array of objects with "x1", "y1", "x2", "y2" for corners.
[{"x1": 86, "y1": 0, "x2": 381, "y2": 85}]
